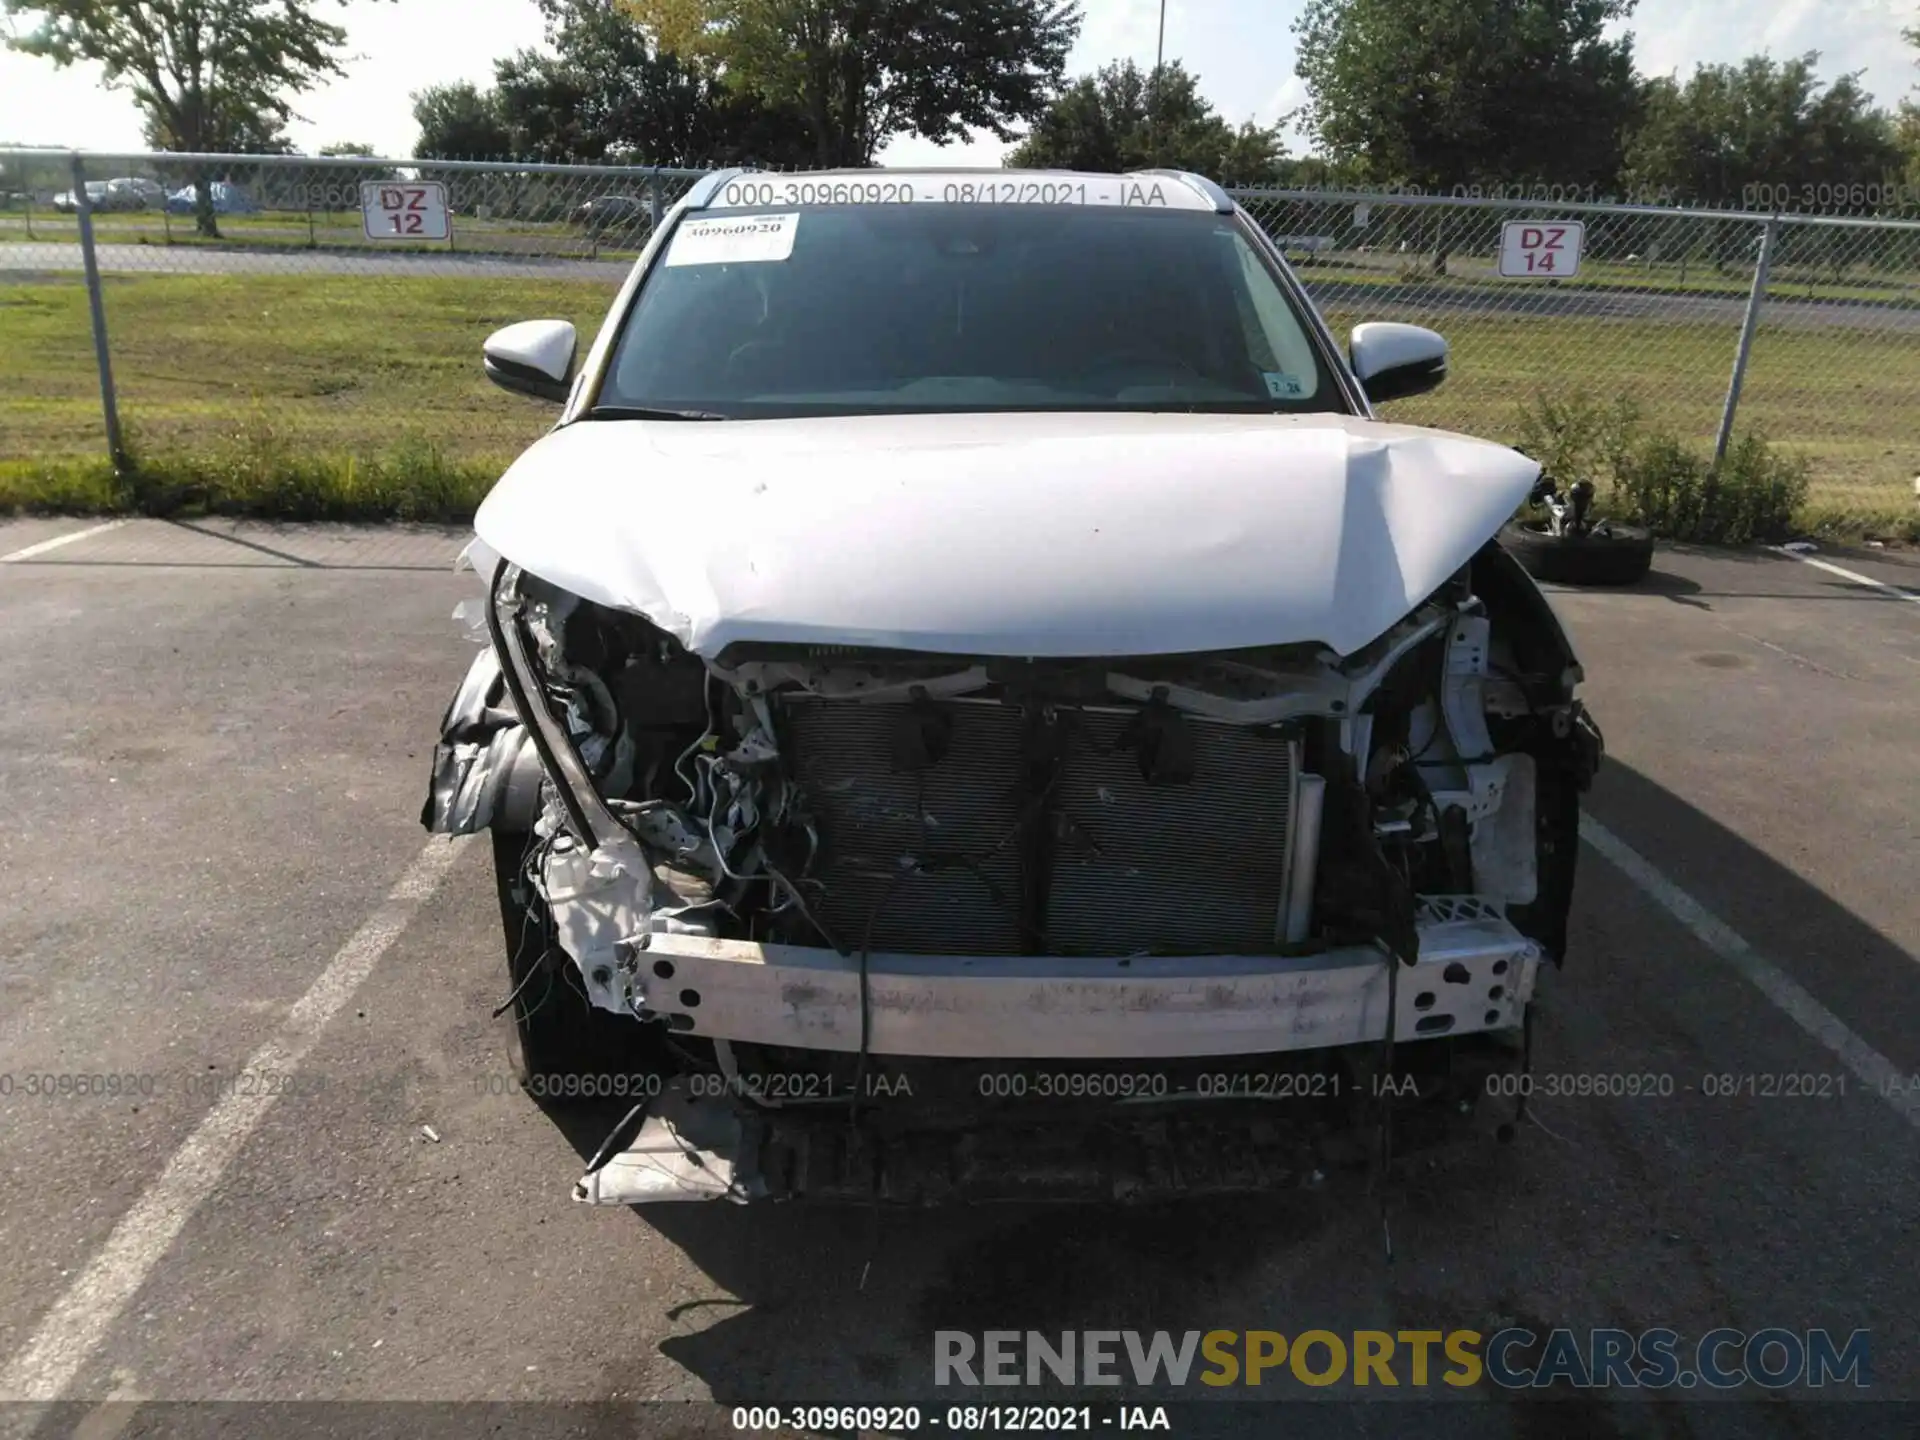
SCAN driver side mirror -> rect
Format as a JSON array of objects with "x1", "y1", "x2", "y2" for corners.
[
  {"x1": 483, "y1": 319, "x2": 578, "y2": 403},
  {"x1": 1349, "y1": 322, "x2": 1447, "y2": 403}
]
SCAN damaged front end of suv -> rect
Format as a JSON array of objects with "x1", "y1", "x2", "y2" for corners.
[
  {"x1": 424, "y1": 464, "x2": 1601, "y2": 1207},
  {"x1": 422, "y1": 167, "x2": 1603, "y2": 1206}
]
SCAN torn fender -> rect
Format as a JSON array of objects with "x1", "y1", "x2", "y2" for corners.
[{"x1": 419, "y1": 646, "x2": 546, "y2": 835}]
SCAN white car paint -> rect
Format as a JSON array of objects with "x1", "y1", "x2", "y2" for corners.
[
  {"x1": 483, "y1": 319, "x2": 578, "y2": 384},
  {"x1": 1349, "y1": 321, "x2": 1447, "y2": 383},
  {"x1": 474, "y1": 409, "x2": 1540, "y2": 660}
]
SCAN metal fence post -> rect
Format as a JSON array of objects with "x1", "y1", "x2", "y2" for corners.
[
  {"x1": 69, "y1": 152, "x2": 127, "y2": 473},
  {"x1": 648, "y1": 165, "x2": 662, "y2": 233},
  {"x1": 1714, "y1": 216, "x2": 1777, "y2": 467}
]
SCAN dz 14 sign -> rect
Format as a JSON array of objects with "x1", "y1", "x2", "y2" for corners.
[
  {"x1": 1499, "y1": 220, "x2": 1583, "y2": 278},
  {"x1": 361, "y1": 181, "x2": 451, "y2": 241}
]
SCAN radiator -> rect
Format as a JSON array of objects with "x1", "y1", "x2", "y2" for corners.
[{"x1": 783, "y1": 696, "x2": 1298, "y2": 958}]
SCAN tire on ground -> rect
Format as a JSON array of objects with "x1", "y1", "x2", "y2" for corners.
[
  {"x1": 489, "y1": 828, "x2": 663, "y2": 1108},
  {"x1": 1500, "y1": 521, "x2": 1655, "y2": 586}
]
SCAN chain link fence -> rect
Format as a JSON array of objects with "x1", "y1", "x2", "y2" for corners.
[
  {"x1": 0, "y1": 149, "x2": 705, "y2": 480},
  {"x1": 1230, "y1": 188, "x2": 1920, "y2": 518},
  {"x1": 3, "y1": 151, "x2": 1917, "y2": 526}
]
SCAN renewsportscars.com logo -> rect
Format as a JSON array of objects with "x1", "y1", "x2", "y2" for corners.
[{"x1": 933, "y1": 1328, "x2": 1871, "y2": 1391}]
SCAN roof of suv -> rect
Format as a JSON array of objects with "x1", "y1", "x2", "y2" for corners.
[{"x1": 684, "y1": 167, "x2": 1234, "y2": 215}]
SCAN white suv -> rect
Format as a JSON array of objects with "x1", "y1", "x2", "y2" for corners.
[{"x1": 423, "y1": 168, "x2": 1603, "y2": 1206}]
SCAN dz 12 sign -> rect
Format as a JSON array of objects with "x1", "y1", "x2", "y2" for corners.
[
  {"x1": 1498, "y1": 220, "x2": 1583, "y2": 278},
  {"x1": 361, "y1": 181, "x2": 451, "y2": 241}
]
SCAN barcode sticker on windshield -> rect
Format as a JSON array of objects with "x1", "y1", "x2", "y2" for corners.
[{"x1": 665, "y1": 212, "x2": 799, "y2": 266}]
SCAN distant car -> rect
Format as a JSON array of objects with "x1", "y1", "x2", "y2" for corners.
[
  {"x1": 164, "y1": 181, "x2": 260, "y2": 215},
  {"x1": 51, "y1": 181, "x2": 142, "y2": 214},
  {"x1": 570, "y1": 193, "x2": 647, "y2": 232},
  {"x1": 106, "y1": 177, "x2": 167, "y2": 209}
]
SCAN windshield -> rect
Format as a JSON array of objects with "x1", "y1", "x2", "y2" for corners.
[{"x1": 596, "y1": 204, "x2": 1345, "y2": 418}]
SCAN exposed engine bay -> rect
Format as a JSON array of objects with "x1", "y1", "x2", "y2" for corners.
[{"x1": 424, "y1": 544, "x2": 1601, "y2": 1204}]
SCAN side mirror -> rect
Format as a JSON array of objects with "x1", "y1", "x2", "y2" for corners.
[
  {"x1": 483, "y1": 319, "x2": 578, "y2": 403},
  {"x1": 1349, "y1": 322, "x2": 1447, "y2": 403}
]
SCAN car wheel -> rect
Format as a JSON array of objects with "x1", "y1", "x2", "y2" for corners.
[
  {"x1": 490, "y1": 828, "x2": 661, "y2": 1108},
  {"x1": 1500, "y1": 520, "x2": 1655, "y2": 586}
]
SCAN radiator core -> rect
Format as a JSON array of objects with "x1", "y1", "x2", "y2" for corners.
[{"x1": 783, "y1": 697, "x2": 1298, "y2": 958}]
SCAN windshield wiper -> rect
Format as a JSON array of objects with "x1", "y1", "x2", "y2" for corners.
[{"x1": 585, "y1": 404, "x2": 728, "y2": 421}]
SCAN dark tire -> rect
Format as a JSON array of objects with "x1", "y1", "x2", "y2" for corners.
[
  {"x1": 490, "y1": 829, "x2": 660, "y2": 1108},
  {"x1": 1500, "y1": 521, "x2": 1655, "y2": 586}
]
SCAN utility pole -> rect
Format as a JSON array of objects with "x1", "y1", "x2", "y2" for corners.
[{"x1": 1151, "y1": 0, "x2": 1167, "y2": 158}]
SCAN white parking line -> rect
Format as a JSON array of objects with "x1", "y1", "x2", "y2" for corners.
[
  {"x1": 0, "y1": 519, "x2": 131, "y2": 564},
  {"x1": 0, "y1": 834, "x2": 473, "y2": 1402},
  {"x1": 1582, "y1": 815, "x2": 1918, "y2": 1132},
  {"x1": 1771, "y1": 548, "x2": 1920, "y2": 607}
]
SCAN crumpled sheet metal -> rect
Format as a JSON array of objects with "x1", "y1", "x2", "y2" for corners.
[
  {"x1": 419, "y1": 646, "x2": 541, "y2": 836},
  {"x1": 472, "y1": 411, "x2": 1540, "y2": 662},
  {"x1": 575, "y1": 1082, "x2": 768, "y2": 1204},
  {"x1": 538, "y1": 835, "x2": 656, "y2": 1014}
]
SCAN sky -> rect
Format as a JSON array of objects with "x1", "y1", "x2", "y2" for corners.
[{"x1": 0, "y1": 0, "x2": 1914, "y2": 165}]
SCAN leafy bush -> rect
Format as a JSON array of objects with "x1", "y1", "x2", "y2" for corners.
[
  {"x1": 1611, "y1": 429, "x2": 1808, "y2": 545},
  {"x1": 1607, "y1": 430, "x2": 1710, "y2": 537},
  {"x1": 1702, "y1": 431, "x2": 1810, "y2": 544},
  {"x1": 1511, "y1": 388, "x2": 1810, "y2": 545},
  {"x1": 1511, "y1": 390, "x2": 1641, "y2": 487}
]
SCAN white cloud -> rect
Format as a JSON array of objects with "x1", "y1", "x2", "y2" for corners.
[
  {"x1": 878, "y1": 131, "x2": 1014, "y2": 167},
  {"x1": 286, "y1": 0, "x2": 547, "y2": 154},
  {"x1": 1631, "y1": 0, "x2": 1916, "y2": 105},
  {"x1": 1077, "y1": 0, "x2": 1177, "y2": 74}
]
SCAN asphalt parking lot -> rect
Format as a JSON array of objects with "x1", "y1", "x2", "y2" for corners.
[{"x1": 1, "y1": 516, "x2": 1917, "y2": 1437}]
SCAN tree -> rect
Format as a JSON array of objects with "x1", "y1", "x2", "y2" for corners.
[
  {"x1": 491, "y1": 0, "x2": 813, "y2": 165},
  {"x1": 411, "y1": 81, "x2": 514, "y2": 160},
  {"x1": 316, "y1": 141, "x2": 397, "y2": 209},
  {"x1": 1294, "y1": 0, "x2": 1641, "y2": 193},
  {"x1": 1622, "y1": 54, "x2": 1902, "y2": 210},
  {"x1": 619, "y1": 0, "x2": 1082, "y2": 167},
  {"x1": 1899, "y1": 28, "x2": 1920, "y2": 192},
  {"x1": 142, "y1": 109, "x2": 294, "y2": 154},
  {"x1": 1008, "y1": 60, "x2": 1286, "y2": 183},
  {"x1": 3, "y1": 0, "x2": 356, "y2": 235}
]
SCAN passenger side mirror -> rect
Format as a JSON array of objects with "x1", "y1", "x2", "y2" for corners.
[
  {"x1": 1349, "y1": 322, "x2": 1447, "y2": 403},
  {"x1": 483, "y1": 319, "x2": 578, "y2": 404}
]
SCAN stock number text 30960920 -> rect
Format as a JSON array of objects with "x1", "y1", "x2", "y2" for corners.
[
  {"x1": 712, "y1": 175, "x2": 1197, "y2": 211},
  {"x1": 730, "y1": 1405, "x2": 1161, "y2": 1433}
]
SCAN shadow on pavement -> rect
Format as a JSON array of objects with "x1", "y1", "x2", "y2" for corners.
[{"x1": 1583, "y1": 761, "x2": 1920, "y2": 1073}]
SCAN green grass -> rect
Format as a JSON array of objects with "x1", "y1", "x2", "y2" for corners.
[
  {"x1": 1, "y1": 272, "x2": 1915, "y2": 535},
  {"x1": 1319, "y1": 306, "x2": 1920, "y2": 537},
  {"x1": 0, "y1": 441, "x2": 500, "y2": 521},
  {"x1": 1, "y1": 272, "x2": 607, "y2": 456}
]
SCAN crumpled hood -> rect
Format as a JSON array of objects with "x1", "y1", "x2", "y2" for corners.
[{"x1": 474, "y1": 410, "x2": 1538, "y2": 659}]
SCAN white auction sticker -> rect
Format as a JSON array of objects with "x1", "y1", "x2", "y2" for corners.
[
  {"x1": 666, "y1": 212, "x2": 800, "y2": 266},
  {"x1": 360, "y1": 181, "x2": 450, "y2": 241}
]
